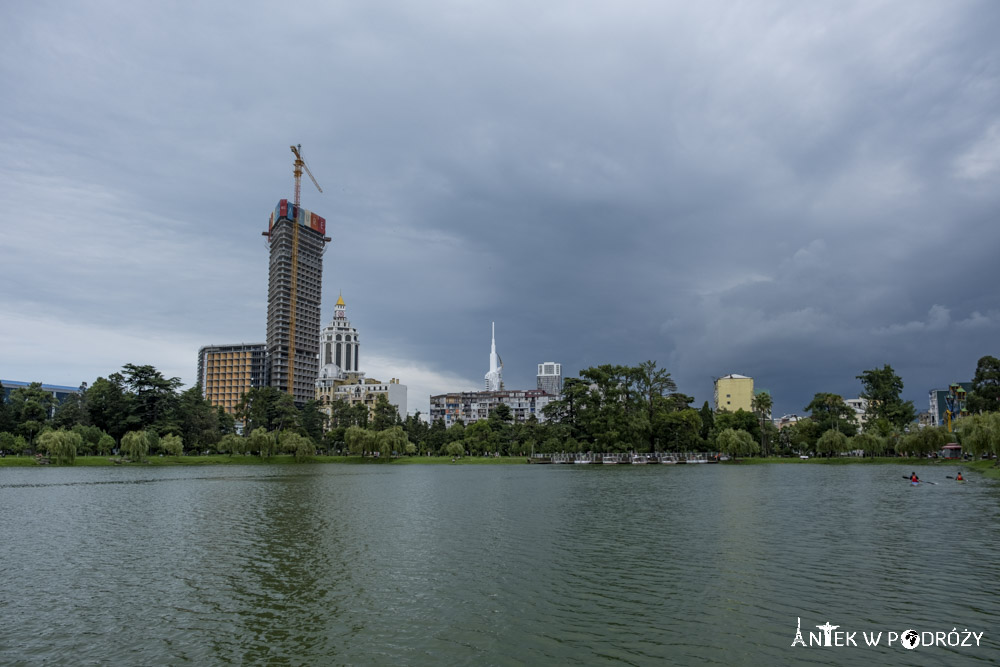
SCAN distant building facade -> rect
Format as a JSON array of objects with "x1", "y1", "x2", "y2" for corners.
[
  {"x1": 928, "y1": 383, "x2": 972, "y2": 427},
  {"x1": 536, "y1": 362, "x2": 562, "y2": 396},
  {"x1": 197, "y1": 343, "x2": 267, "y2": 414},
  {"x1": 430, "y1": 389, "x2": 553, "y2": 427},
  {"x1": 1, "y1": 380, "x2": 84, "y2": 417},
  {"x1": 315, "y1": 294, "x2": 407, "y2": 423},
  {"x1": 714, "y1": 374, "x2": 754, "y2": 412},
  {"x1": 844, "y1": 397, "x2": 868, "y2": 430}
]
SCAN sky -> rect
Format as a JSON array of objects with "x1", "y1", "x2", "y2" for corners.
[{"x1": 2, "y1": 0, "x2": 999, "y2": 418}]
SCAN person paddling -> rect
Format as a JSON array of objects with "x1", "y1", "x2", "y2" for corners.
[
  {"x1": 910, "y1": 472, "x2": 920, "y2": 483},
  {"x1": 956, "y1": 472, "x2": 964, "y2": 482}
]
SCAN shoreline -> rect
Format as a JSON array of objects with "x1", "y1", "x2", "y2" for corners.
[{"x1": 1, "y1": 454, "x2": 995, "y2": 477}]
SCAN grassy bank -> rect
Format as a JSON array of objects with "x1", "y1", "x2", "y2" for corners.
[
  {"x1": 0, "y1": 454, "x2": 530, "y2": 467},
  {"x1": 733, "y1": 456, "x2": 969, "y2": 466}
]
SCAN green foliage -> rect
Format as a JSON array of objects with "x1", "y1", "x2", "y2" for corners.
[
  {"x1": 445, "y1": 441, "x2": 464, "y2": 457},
  {"x1": 376, "y1": 426, "x2": 409, "y2": 457},
  {"x1": 816, "y1": 429, "x2": 849, "y2": 457},
  {"x1": 37, "y1": 430, "x2": 81, "y2": 464},
  {"x1": 176, "y1": 384, "x2": 221, "y2": 450},
  {"x1": 698, "y1": 401, "x2": 714, "y2": 441},
  {"x1": 218, "y1": 434, "x2": 243, "y2": 456},
  {"x1": 783, "y1": 417, "x2": 820, "y2": 452},
  {"x1": 121, "y1": 430, "x2": 149, "y2": 462},
  {"x1": 299, "y1": 400, "x2": 325, "y2": 444},
  {"x1": 900, "y1": 426, "x2": 951, "y2": 457},
  {"x1": 804, "y1": 393, "x2": 858, "y2": 437},
  {"x1": 957, "y1": 413, "x2": 1000, "y2": 458},
  {"x1": 7, "y1": 382, "x2": 55, "y2": 445},
  {"x1": 345, "y1": 425, "x2": 369, "y2": 456},
  {"x1": 97, "y1": 433, "x2": 115, "y2": 455},
  {"x1": 464, "y1": 420, "x2": 496, "y2": 456},
  {"x1": 968, "y1": 355, "x2": 1000, "y2": 413},
  {"x1": 160, "y1": 433, "x2": 184, "y2": 456},
  {"x1": 851, "y1": 432, "x2": 885, "y2": 457},
  {"x1": 52, "y1": 393, "x2": 86, "y2": 429},
  {"x1": 857, "y1": 365, "x2": 916, "y2": 430},
  {"x1": 654, "y1": 409, "x2": 703, "y2": 452},
  {"x1": 404, "y1": 442, "x2": 417, "y2": 455},
  {"x1": 237, "y1": 387, "x2": 299, "y2": 433},
  {"x1": 249, "y1": 427, "x2": 277, "y2": 457},
  {"x1": 713, "y1": 409, "x2": 760, "y2": 443},
  {"x1": 716, "y1": 428, "x2": 759, "y2": 458}
]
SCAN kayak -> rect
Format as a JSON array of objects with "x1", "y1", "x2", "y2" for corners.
[{"x1": 911, "y1": 482, "x2": 919, "y2": 486}]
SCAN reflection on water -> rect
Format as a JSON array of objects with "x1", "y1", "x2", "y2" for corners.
[{"x1": 1, "y1": 464, "x2": 997, "y2": 665}]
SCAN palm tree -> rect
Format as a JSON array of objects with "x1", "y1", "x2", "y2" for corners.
[{"x1": 752, "y1": 391, "x2": 773, "y2": 456}]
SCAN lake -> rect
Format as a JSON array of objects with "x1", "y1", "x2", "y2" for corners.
[{"x1": 1, "y1": 463, "x2": 997, "y2": 665}]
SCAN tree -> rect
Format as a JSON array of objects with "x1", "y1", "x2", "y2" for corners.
[
  {"x1": 713, "y1": 409, "x2": 761, "y2": 444},
  {"x1": 857, "y1": 365, "x2": 916, "y2": 430},
  {"x1": 120, "y1": 364, "x2": 182, "y2": 433},
  {"x1": 176, "y1": 385, "x2": 220, "y2": 451},
  {"x1": 52, "y1": 393, "x2": 87, "y2": 429},
  {"x1": 7, "y1": 382, "x2": 55, "y2": 447},
  {"x1": 37, "y1": 430, "x2": 81, "y2": 464},
  {"x1": 634, "y1": 360, "x2": 678, "y2": 452},
  {"x1": 85, "y1": 375, "x2": 135, "y2": 441},
  {"x1": 852, "y1": 432, "x2": 885, "y2": 457},
  {"x1": 958, "y1": 413, "x2": 1000, "y2": 459},
  {"x1": 815, "y1": 429, "x2": 848, "y2": 457},
  {"x1": 901, "y1": 426, "x2": 950, "y2": 457},
  {"x1": 247, "y1": 427, "x2": 276, "y2": 457},
  {"x1": 716, "y1": 428, "x2": 758, "y2": 459},
  {"x1": 698, "y1": 401, "x2": 714, "y2": 442},
  {"x1": 121, "y1": 430, "x2": 150, "y2": 462},
  {"x1": 653, "y1": 409, "x2": 702, "y2": 452},
  {"x1": 784, "y1": 417, "x2": 820, "y2": 453},
  {"x1": 160, "y1": 433, "x2": 184, "y2": 456},
  {"x1": 370, "y1": 394, "x2": 400, "y2": 432},
  {"x1": 345, "y1": 425, "x2": 369, "y2": 456},
  {"x1": 236, "y1": 387, "x2": 299, "y2": 433},
  {"x1": 968, "y1": 356, "x2": 1000, "y2": 413},
  {"x1": 218, "y1": 434, "x2": 242, "y2": 456},
  {"x1": 805, "y1": 393, "x2": 858, "y2": 437},
  {"x1": 299, "y1": 400, "x2": 325, "y2": 444},
  {"x1": 376, "y1": 426, "x2": 408, "y2": 457},
  {"x1": 464, "y1": 420, "x2": 495, "y2": 456},
  {"x1": 445, "y1": 441, "x2": 464, "y2": 457},
  {"x1": 751, "y1": 391, "x2": 773, "y2": 455}
]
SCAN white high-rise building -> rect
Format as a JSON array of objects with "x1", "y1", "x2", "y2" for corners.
[
  {"x1": 320, "y1": 293, "x2": 359, "y2": 375},
  {"x1": 316, "y1": 293, "x2": 407, "y2": 422},
  {"x1": 484, "y1": 322, "x2": 503, "y2": 391},
  {"x1": 536, "y1": 362, "x2": 562, "y2": 396}
]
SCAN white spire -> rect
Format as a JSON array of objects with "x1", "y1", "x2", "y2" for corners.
[{"x1": 485, "y1": 321, "x2": 503, "y2": 391}]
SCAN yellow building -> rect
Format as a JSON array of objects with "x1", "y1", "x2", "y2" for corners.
[
  {"x1": 197, "y1": 343, "x2": 267, "y2": 414},
  {"x1": 714, "y1": 374, "x2": 754, "y2": 412}
]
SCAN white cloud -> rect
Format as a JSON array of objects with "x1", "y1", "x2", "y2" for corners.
[{"x1": 954, "y1": 122, "x2": 1000, "y2": 181}]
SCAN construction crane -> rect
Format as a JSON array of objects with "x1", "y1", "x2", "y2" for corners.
[{"x1": 290, "y1": 144, "x2": 322, "y2": 207}]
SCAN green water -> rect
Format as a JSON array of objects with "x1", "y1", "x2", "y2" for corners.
[{"x1": 1, "y1": 464, "x2": 996, "y2": 665}]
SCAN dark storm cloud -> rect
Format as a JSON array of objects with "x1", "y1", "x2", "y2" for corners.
[{"x1": 2, "y1": 0, "x2": 999, "y2": 415}]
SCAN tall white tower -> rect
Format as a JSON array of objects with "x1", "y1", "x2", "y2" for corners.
[
  {"x1": 318, "y1": 292, "x2": 360, "y2": 381},
  {"x1": 484, "y1": 321, "x2": 503, "y2": 391}
]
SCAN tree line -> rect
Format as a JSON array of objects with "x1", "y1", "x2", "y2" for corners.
[{"x1": 3, "y1": 355, "x2": 1000, "y2": 463}]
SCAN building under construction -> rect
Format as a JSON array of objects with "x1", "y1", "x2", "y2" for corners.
[{"x1": 264, "y1": 198, "x2": 329, "y2": 405}]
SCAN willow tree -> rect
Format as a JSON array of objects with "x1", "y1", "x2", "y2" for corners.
[{"x1": 121, "y1": 430, "x2": 149, "y2": 462}]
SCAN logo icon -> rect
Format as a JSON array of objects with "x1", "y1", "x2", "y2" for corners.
[{"x1": 901, "y1": 629, "x2": 919, "y2": 650}]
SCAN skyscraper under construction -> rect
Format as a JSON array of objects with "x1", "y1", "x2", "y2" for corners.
[
  {"x1": 263, "y1": 146, "x2": 330, "y2": 405},
  {"x1": 264, "y1": 199, "x2": 328, "y2": 405}
]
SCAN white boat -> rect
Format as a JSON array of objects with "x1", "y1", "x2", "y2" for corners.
[
  {"x1": 631, "y1": 455, "x2": 648, "y2": 465},
  {"x1": 602, "y1": 456, "x2": 618, "y2": 464},
  {"x1": 573, "y1": 459, "x2": 591, "y2": 464}
]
